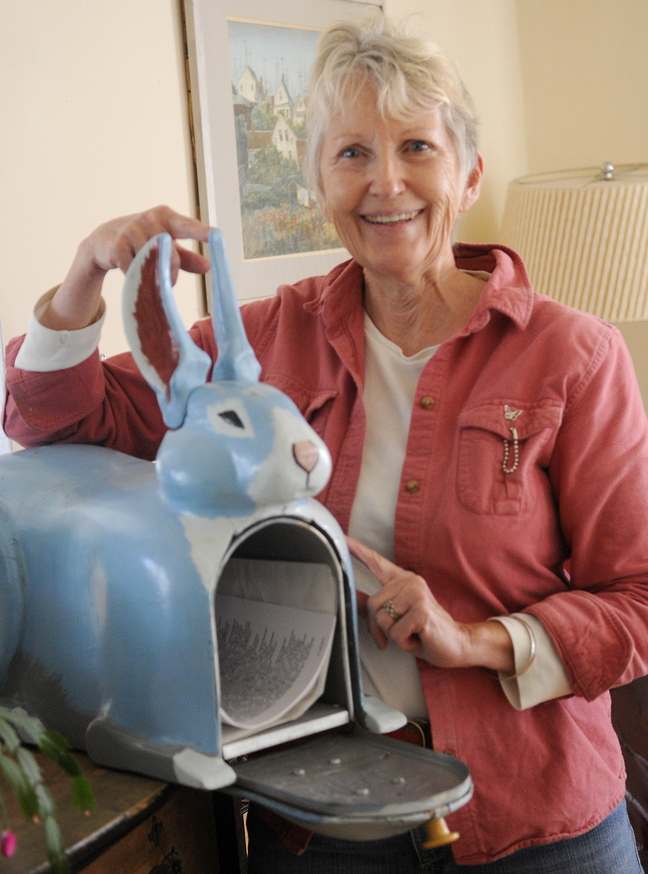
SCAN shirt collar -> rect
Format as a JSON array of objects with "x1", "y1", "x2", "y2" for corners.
[
  {"x1": 453, "y1": 243, "x2": 535, "y2": 333},
  {"x1": 306, "y1": 243, "x2": 534, "y2": 339}
]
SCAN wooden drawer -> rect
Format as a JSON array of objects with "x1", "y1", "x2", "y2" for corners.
[
  {"x1": 79, "y1": 784, "x2": 220, "y2": 873},
  {"x1": 1, "y1": 751, "x2": 240, "y2": 873}
]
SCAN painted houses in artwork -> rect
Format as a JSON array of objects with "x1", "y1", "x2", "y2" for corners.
[
  {"x1": 273, "y1": 75, "x2": 292, "y2": 120},
  {"x1": 272, "y1": 115, "x2": 299, "y2": 164},
  {"x1": 237, "y1": 65, "x2": 261, "y2": 104}
]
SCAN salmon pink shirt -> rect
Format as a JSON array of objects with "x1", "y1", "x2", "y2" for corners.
[{"x1": 5, "y1": 243, "x2": 648, "y2": 864}]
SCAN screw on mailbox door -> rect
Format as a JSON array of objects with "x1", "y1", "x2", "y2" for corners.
[{"x1": 423, "y1": 816, "x2": 460, "y2": 848}]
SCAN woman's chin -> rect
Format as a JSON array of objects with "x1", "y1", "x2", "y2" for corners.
[{"x1": 362, "y1": 255, "x2": 429, "y2": 286}]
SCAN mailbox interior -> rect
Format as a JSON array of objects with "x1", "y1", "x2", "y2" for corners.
[
  {"x1": 217, "y1": 518, "x2": 358, "y2": 761},
  {"x1": 212, "y1": 517, "x2": 474, "y2": 841}
]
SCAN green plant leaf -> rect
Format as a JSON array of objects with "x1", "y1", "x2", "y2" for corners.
[
  {"x1": 0, "y1": 718, "x2": 21, "y2": 753},
  {"x1": 69, "y1": 774, "x2": 95, "y2": 814},
  {"x1": 38, "y1": 731, "x2": 82, "y2": 779},
  {"x1": 44, "y1": 812, "x2": 63, "y2": 849},
  {"x1": 35, "y1": 783, "x2": 56, "y2": 819},
  {"x1": 0, "y1": 713, "x2": 93, "y2": 873},
  {"x1": 0, "y1": 752, "x2": 28, "y2": 794},
  {"x1": 44, "y1": 813, "x2": 72, "y2": 873},
  {"x1": 16, "y1": 746, "x2": 43, "y2": 788},
  {"x1": 17, "y1": 784, "x2": 39, "y2": 821},
  {"x1": 0, "y1": 708, "x2": 45, "y2": 745},
  {"x1": 38, "y1": 730, "x2": 71, "y2": 757}
]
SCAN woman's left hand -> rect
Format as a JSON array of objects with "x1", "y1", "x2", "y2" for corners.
[{"x1": 347, "y1": 536, "x2": 515, "y2": 673}]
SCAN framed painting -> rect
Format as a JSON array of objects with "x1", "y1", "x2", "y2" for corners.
[{"x1": 183, "y1": 0, "x2": 382, "y2": 302}]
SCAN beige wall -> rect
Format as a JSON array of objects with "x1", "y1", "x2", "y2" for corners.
[
  {"x1": 516, "y1": 0, "x2": 648, "y2": 173},
  {"x1": 0, "y1": 0, "x2": 200, "y2": 358}
]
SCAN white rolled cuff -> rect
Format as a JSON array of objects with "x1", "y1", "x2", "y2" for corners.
[
  {"x1": 14, "y1": 289, "x2": 105, "y2": 372},
  {"x1": 492, "y1": 613, "x2": 572, "y2": 710}
]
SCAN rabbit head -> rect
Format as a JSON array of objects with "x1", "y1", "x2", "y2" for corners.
[{"x1": 123, "y1": 230, "x2": 332, "y2": 517}]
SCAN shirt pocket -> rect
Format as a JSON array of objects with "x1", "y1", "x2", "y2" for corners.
[{"x1": 457, "y1": 400, "x2": 563, "y2": 515}]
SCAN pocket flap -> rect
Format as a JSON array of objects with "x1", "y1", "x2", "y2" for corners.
[{"x1": 458, "y1": 400, "x2": 563, "y2": 441}]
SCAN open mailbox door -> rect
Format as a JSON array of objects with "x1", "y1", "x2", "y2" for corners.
[{"x1": 231, "y1": 729, "x2": 471, "y2": 841}]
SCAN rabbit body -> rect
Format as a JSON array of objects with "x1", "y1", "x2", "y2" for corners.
[{"x1": 0, "y1": 442, "x2": 349, "y2": 789}]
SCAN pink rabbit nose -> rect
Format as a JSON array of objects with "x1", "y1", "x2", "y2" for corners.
[{"x1": 293, "y1": 440, "x2": 320, "y2": 473}]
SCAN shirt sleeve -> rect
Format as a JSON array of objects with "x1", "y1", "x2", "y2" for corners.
[
  {"x1": 491, "y1": 614, "x2": 572, "y2": 710},
  {"x1": 13, "y1": 289, "x2": 105, "y2": 372},
  {"x1": 530, "y1": 324, "x2": 648, "y2": 700}
]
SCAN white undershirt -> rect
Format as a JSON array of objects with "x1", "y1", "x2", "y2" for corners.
[{"x1": 348, "y1": 314, "x2": 435, "y2": 720}]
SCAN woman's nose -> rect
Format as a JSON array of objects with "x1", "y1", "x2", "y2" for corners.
[{"x1": 369, "y1": 152, "x2": 405, "y2": 197}]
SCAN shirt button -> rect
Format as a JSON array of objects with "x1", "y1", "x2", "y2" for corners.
[
  {"x1": 420, "y1": 396, "x2": 435, "y2": 409},
  {"x1": 405, "y1": 480, "x2": 420, "y2": 494}
]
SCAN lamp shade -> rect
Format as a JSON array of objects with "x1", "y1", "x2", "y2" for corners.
[{"x1": 499, "y1": 164, "x2": 648, "y2": 322}]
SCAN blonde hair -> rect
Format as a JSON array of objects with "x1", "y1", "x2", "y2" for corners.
[{"x1": 303, "y1": 14, "x2": 479, "y2": 198}]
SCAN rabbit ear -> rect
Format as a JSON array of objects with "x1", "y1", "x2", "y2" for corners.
[
  {"x1": 209, "y1": 229, "x2": 262, "y2": 383},
  {"x1": 123, "y1": 233, "x2": 211, "y2": 428}
]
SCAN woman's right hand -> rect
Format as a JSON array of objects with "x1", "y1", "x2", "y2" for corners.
[{"x1": 40, "y1": 206, "x2": 212, "y2": 331}]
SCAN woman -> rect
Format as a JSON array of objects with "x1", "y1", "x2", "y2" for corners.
[{"x1": 4, "y1": 14, "x2": 648, "y2": 873}]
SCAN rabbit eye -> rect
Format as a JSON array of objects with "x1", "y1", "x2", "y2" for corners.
[
  {"x1": 208, "y1": 398, "x2": 254, "y2": 438},
  {"x1": 219, "y1": 410, "x2": 245, "y2": 429}
]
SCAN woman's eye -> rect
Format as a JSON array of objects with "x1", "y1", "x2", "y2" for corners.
[
  {"x1": 409, "y1": 140, "x2": 431, "y2": 153},
  {"x1": 340, "y1": 146, "x2": 361, "y2": 159}
]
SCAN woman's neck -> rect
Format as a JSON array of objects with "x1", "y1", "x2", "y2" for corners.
[{"x1": 363, "y1": 266, "x2": 486, "y2": 356}]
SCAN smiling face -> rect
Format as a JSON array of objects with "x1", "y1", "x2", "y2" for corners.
[{"x1": 318, "y1": 80, "x2": 482, "y2": 287}]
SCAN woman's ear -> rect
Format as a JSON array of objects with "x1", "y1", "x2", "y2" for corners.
[{"x1": 459, "y1": 152, "x2": 484, "y2": 214}]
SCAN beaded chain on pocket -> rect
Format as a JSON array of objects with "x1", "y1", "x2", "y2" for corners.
[{"x1": 502, "y1": 405, "x2": 523, "y2": 474}]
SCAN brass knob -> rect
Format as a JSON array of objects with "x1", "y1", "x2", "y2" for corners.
[{"x1": 423, "y1": 816, "x2": 460, "y2": 849}]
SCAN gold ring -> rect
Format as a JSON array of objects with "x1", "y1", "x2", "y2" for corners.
[{"x1": 382, "y1": 600, "x2": 401, "y2": 622}]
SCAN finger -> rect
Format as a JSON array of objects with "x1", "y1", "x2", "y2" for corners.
[
  {"x1": 356, "y1": 590, "x2": 369, "y2": 618},
  {"x1": 169, "y1": 244, "x2": 210, "y2": 285},
  {"x1": 346, "y1": 536, "x2": 401, "y2": 587},
  {"x1": 178, "y1": 247, "x2": 211, "y2": 274},
  {"x1": 380, "y1": 599, "x2": 403, "y2": 624},
  {"x1": 152, "y1": 206, "x2": 211, "y2": 244},
  {"x1": 370, "y1": 596, "x2": 404, "y2": 635},
  {"x1": 113, "y1": 223, "x2": 155, "y2": 273},
  {"x1": 127, "y1": 205, "x2": 211, "y2": 242},
  {"x1": 369, "y1": 597, "x2": 426, "y2": 657},
  {"x1": 113, "y1": 208, "x2": 212, "y2": 271},
  {"x1": 169, "y1": 245, "x2": 183, "y2": 286},
  {"x1": 367, "y1": 611, "x2": 389, "y2": 650},
  {"x1": 369, "y1": 606, "x2": 396, "y2": 649},
  {"x1": 117, "y1": 229, "x2": 210, "y2": 281}
]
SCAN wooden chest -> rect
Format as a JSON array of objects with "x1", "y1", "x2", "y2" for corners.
[{"x1": 1, "y1": 750, "x2": 244, "y2": 873}]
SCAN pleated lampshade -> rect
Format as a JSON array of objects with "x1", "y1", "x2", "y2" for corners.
[{"x1": 499, "y1": 163, "x2": 648, "y2": 322}]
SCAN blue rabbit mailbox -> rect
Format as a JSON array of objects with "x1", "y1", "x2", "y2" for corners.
[{"x1": 0, "y1": 232, "x2": 472, "y2": 843}]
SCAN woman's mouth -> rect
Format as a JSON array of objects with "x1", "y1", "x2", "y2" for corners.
[{"x1": 363, "y1": 210, "x2": 422, "y2": 225}]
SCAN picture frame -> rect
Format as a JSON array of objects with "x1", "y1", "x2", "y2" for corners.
[{"x1": 182, "y1": 0, "x2": 382, "y2": 302}]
